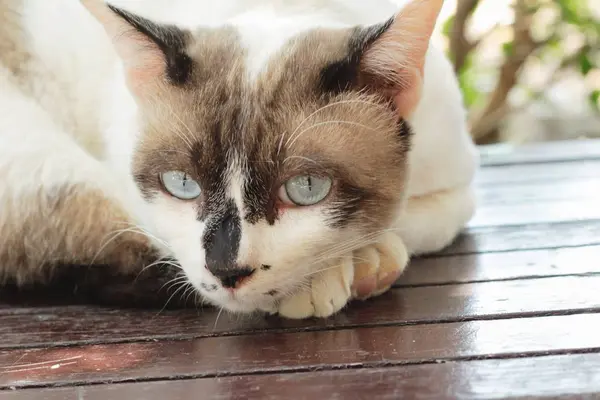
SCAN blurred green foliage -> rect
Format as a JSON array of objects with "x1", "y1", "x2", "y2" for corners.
[{"x1": 444, "y1": 0, "x2": 600, "y2": 142}]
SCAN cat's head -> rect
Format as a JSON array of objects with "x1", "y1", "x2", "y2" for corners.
[{"x1": 83, "y1": 0, "x2": 442, "y2": 313}]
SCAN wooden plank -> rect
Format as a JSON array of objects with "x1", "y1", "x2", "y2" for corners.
[
  {"x1": 441, "y1": 220, "x2": 600, "y2": 255},
  {"x1": 475, "y1": 177, "x2": 600, "y2": 206},
  {"x1": 470, "y1": 176, "x2": 600, "y2": 227},
  {"x1": 4, "y1": 353, "x2": 599, "y2": 400},
  {"x1": 468, "y1": 199, "x2": 600, "y2": 228},
  {"x1": 479, "y1": 138, "x2": 600, "y2": 166},
  {"x1": 475, "y1": 160, "x2": 600, "y2": 186},
  {"x1": 0, "y1": 275, "x2": 598, "y2": 349},
  {"x1": 0, "y1": 313, "x2": 599, "y2": 389},
  {"x1": 400, "y1": 245, "x2": 600, "y2": 286}
]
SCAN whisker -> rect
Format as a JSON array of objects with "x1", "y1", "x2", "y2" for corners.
[
  {"x1": 286, "y1": 120, "x2": 379, "y2": 150},
  {"x1": 213, "y1": 307, "x2": 224, "y2": 331},
  {"x1": 278, "y1": 99, "x2": 387, "y2": 157},
  {"x1": 155, "y1": 282, "x2": 188, "y2": 317},
  {"x1": 149, "y1": 95, "x2": 196, "y2": 150},
  {"x1": 134, "y1": 259, "x2": 182, "y2": 283},
  {"x1": 111, "y1": 221, "x2": 171, "y2": 249},
  {"x1": 159, "y1": 275, "x2": 188, "y2": 293},
  {"x1": 89, "y1": 227, "x2": 143, "y2": 267},
  {"x1": 283, "y1": 155, "x2": 319, "y2": 165}
]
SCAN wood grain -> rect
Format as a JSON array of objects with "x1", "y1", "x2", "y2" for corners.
[
  {"x1": 4, "y1": 353, "x2": 599, "y2": 400},
  {"x1": 1, "y1": 275, "x2": 598, "y2": 349},
  {"x1": 476, "y1": 177, "x2": 600, "y2": 205},
  {"x1": 475, "y1": 160, "x2": 600, "y2": 186},
  {"x1": 468, "y1": 199, "x2": 600, "y2": 227},
  {"x1": 479, "y1": 138, "x2": 600, "y2": 166},
  {"x1": 441, "y1": 220, "x2": 600, "y2": 255},
  {"x1": 1, "y1": 313, "x2": 598, "y2": 389},
  {"x1": 400, "y1": 244, "x2": 600, "y2": 286}
]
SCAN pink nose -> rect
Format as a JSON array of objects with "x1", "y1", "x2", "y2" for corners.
[{"x1": 207, "y1": 265, "x2": 255, "y2": 289}]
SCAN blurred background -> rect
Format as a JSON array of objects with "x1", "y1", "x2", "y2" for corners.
[{"x1": 396, "y1": 0, "x2": 600, "y2": 145}]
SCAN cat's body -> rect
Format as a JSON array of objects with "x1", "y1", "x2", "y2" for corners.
[{"x1": 0, "y1": 0, "x2": 478, "y2": 318}]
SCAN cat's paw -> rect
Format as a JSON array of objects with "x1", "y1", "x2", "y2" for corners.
[
  {"x1": 277, "y1": 256, "x2": 354, "y2": 319},
  {"x1": 351, "y1": 232, "x2": 409, "y2": 300},
  {"x1": 277, "y1": 232, "x2": 409, "y2": 319}
]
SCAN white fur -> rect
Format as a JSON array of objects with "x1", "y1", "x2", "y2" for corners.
[{"x1": 0, "y1": 0, "x2": 478, "y2": 316}]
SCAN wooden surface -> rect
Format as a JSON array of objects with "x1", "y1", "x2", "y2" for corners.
[{"x1": 1, "y1": 138, "x2": 600, "y2": 399}]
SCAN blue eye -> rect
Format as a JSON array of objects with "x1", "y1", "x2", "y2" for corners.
[
  {"x1": 280, "y1": 175, "x2": 332, "y2": 206},
  {"x1": 160, "y1": 171, "x2": 201, "y2": 200}
]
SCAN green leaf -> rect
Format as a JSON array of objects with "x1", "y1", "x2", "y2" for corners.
[
  {"x1": 442, "y1": 15, "x2": 454, "y2": 38},
  {"x1": 590, "y1": 90, "x2": 600, "y2": 109},
  {"x1": 457, "y1": 56, "x2": 483, "y2": 109},
  {"x1": 502, "y1": 41, "x2": 514, "y2": 58},
  {"x1": 579, "y1": 52, "x2": 593, "y2": 75}
]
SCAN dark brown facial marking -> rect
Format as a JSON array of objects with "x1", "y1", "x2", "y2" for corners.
[
  {"x1": 261, "y1": 264, "x2": 272, "y2": 271},
  {"x1": 319, "y1": 17, "x2": 394, "y2": 95},
  {"x1": 107, "y1": 5, "x2": 193, "y2": 85},
  {"x1": 204, "y1": 200, "x2": 242, "y2": 273},
  {"x1": 266, "y1": 290, "x2": 278, "y2": 296}
]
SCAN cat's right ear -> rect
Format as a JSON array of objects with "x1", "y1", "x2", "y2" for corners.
[
  {"x1": 81, "y1": 0, "x2": 193, "y2": 97},
  {"x1": 322, "y1": 0, "x2": 443, "y2": 118}
]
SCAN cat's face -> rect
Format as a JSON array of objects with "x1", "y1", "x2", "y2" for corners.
[{"x1": 85, "y1": 1, "x2": 440, "y2": 313}]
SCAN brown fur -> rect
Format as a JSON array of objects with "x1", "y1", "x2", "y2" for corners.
[
  {"x1": 0, "y1": 0, "x2": 30, "y2": 77},
  {"x1": 0, "y1": 184, "x2": 158, "y2": 285}
]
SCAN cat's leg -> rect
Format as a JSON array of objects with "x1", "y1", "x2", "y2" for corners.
[
  {"x1": 277, "y1": 232, "x2": 409, "y2": 319},
  {"x1": 396, "y1": 184, "x2": 477, "y2": 255},
  {"x1": 0, "y1": 76, "x2": 160, "y2": 288}
]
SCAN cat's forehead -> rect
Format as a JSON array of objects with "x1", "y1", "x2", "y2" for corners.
[{"x1": 183, "y1": 24, "x2": 360, "y2": 95}]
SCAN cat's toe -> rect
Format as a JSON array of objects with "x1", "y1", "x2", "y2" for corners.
[
  {"x1": 311, "y1": 256, "x2": 353, "y2": 318},
  {"x1": 278, "y1": 290, "x2": 315, "y2": 319},
  {"x1": 278, "y1": 255, "x2": 354, "y2": 319},
  {"x1": 351, "y1": 232, "x2": 409, "y2": 300}
]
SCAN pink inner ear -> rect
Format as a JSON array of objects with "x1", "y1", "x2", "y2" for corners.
[
  {"x1": 119, "y1": 44, "x2": 167, "y2": 95},
  {"x1": 360, "y1": 0, "x2": 443, "y2": 116},
  {"x1": 392, "y1": 68, "x2": 423, "y2": 117},
  {"x1": 81, "y1": 0, "x2": 167, "y2": 96}
]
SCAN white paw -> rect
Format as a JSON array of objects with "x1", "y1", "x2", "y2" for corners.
[
  {"x1": 278, "y1": 255, "x2": 354, "y2": 319},
  {"x1": 277, "y1": 232, "x2": 409, "y2": 319}
]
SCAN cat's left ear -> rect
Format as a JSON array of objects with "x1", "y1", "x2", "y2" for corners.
[
  {"x1": 356, "y1": 0, "x2": 443, "y2": 117},
  {"x1": 81, "y1": 0, "x2": 193, "y2": 97}
]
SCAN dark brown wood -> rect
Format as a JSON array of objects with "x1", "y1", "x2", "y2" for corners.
[
  {"x1": 1, "y1": 275, "x2": 598, "y2": 349},
  {"x1": 0, "y1": 313, "x2": 598, "y2": 389},
  {"x1": 4, "y1": 353, "x2": 600, "y2": 400},
  {"x1": 441, "y1": 220, "x2": 600, "y2": 255},
  {"x1": 400, "y1": 245, "x2": 600, "y2": 286}
]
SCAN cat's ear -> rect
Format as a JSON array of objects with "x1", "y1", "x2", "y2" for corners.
[
  {"x1": 81, "y1": 0, "x2": 193, "y2": 96},
  {"x1": 358, "y1": 0, "x2": 442, "y2": 116}
]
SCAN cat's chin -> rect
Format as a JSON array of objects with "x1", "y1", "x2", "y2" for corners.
[{"x1": 198, "y1": 289, "x2": 279, "y2": 315}]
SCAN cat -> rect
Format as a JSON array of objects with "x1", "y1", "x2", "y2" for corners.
[{"x1": 0, "y1": 0, "x2": 478, "y2": 319}]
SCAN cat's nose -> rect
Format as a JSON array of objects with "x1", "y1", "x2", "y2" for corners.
[{"x1": 207, "y1": 265, "x2": 255, "y2": 289}]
